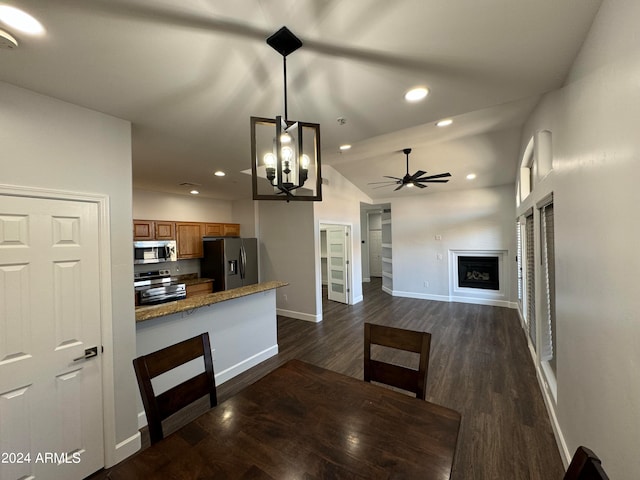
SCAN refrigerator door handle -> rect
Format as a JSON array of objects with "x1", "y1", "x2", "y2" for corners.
[{"x1": 240, "y1": 246, "x2": 246, "y2": 279}]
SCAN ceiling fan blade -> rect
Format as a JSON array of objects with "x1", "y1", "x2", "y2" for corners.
[
  {"x1": 416, "y1": 179, "x2": 450, "y2": 183},
  {"x1": 412, "y1": 182, "x2": 427, "y2": 188},
  {"x1": 394, "y1": 184, "x2": 405, "y2": 191},
  {"x1": 372, "y1": 184, "x2": 397, "y2": 190},
  {"x1": 415, "y1": 172, "x2": 452, "y2": 181},
  {"x1": 409, "y1": 170, "x2": 426, "y2": 181},
  {"x1": 383, "y1": 176, "x2": 403, "y2": 181}
]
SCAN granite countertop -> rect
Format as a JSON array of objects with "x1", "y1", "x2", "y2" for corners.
[
  {"x1": 135, "y1": 280, "x2": 288, "y2": 323},
  {"x1": 180, "y1": 277, "x2": 213, "y2": 287},
  {"x1": 170, "y1": 273, "x2": 213, "y2": 287}
]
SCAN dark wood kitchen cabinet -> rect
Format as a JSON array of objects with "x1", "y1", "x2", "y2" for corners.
[{"x1": 176, "y1": 222, "x2": 204, "y2": 259}]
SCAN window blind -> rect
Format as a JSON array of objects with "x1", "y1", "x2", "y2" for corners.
[
  {"x1": 516, "y1": 221, "x2": 523, "y2": 303},
  {"x1": 526, "y1": 213, "x2": 536, "y2": 349},
  {"x1": 541, "y1": 203, "x2": 556, "y2": 370}
]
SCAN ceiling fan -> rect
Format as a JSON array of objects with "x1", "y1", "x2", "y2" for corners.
[{"x1": 370, "y1": 148, "x2": 452, "y2": 191}]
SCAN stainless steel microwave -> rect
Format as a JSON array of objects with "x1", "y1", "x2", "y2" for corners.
[{"x1": 133, "y1": 240, "x2": 177, "y2": 264}]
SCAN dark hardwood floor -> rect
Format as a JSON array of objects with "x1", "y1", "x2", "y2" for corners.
[{"x1": 91, "y1": 278, "x2": 564, "y2": 479}]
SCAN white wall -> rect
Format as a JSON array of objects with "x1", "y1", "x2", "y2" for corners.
[
  {"x1": 133, "y1": 189, "x2": 232, "y2": 222},
  {"x1": 314, "y1": 165, "x2": 373, "y2": 307},
  {"x1": 257, "y1": 201, "x2": 317, "y2": 321},
  {"x1": 516, "y1": 1, "x2": 640, "y2": 477},
  {"x1": 232, "y1": 199, "x2": 258, "y2": 238},
  {"x1": 0, "y1": 82, "x2": 139, "y2": 464},
  {"x1": 135, "y1": 290, "x2": 278, "y2": 426},
  {"x1": 388, "y1": 185, "x2": 517, "y2": 304},
  {"x1": 255, "y1": 165, "x2": 371, "y2": 321}
]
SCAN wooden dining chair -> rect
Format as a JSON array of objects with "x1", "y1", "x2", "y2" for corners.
[
  {"x1": 363, "y1": 322, "x2": 431, "y2": 400},
  {"x1": 133, "y1": 332, "x2": 217, "y2": 444},
  {"x1": 563, "y1": 446, "x2": 610, "y2": 480}
]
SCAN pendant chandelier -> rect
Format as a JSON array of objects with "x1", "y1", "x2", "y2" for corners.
[{"x1": 251, "y1": 27, "x2": 322, "y2": 202}]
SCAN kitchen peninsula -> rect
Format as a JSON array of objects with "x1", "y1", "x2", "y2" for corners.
[{"x1": 134, "y1": 280, "x2": 287, "y2": 427}]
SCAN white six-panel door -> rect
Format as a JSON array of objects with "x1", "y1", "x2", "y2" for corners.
[{"x1": 0, "y1": 194, "x2": 104, "y2": 479}]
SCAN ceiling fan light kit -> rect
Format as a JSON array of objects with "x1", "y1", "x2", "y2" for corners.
[
  {"x1": 250, "y1": 26, "x2": 322, "y2": 202},
  {"x1": 369, "y1": 148, "x2": 452, "y2": 191}
]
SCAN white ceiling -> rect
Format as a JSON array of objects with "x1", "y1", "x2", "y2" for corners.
[{"x1": 0, "y1": 0, "x2": 602, "y2": 201}]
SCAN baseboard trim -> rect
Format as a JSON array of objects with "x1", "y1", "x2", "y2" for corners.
[
  {"x1": 448, "y1": 295, "x2": 515, "y2": 308},
  {"x1": 390, "y1": 290, "x2": 517, "y2": 309},
  {"x1": 107, "y1": 431, "x2": 141, "y2": 467},
  {"x1": 391, "y1": 290, "x2": 450, "y2": 302},
  {"x1": 277, "y1": 308, "x2": 322, "y2": 323},
  {"x1": 215, "y1": 345, "x2": 279, "y2": 385},
  {"x1": 533, "y1": 358, "x2": 571, "y2": 468}
]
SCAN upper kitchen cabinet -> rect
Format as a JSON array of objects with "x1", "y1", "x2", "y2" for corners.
[
  {"x1": 204, "y1": 223, "x2": 240, "y2": 237},
  {"x1": 204, "y1": 223, "x2": 223, "y2": 237},
  {"x1": 133, "y1": 219, "x2": 176, "y2": 240},
  {"x1": 223, "y1": 223, "x2": 240, "y2": 237},
  {"x1": 176, "y1": 222, "x2": 205, "y2": 259},
  {"x1": 133, "y1": 220, "x2": 154, "y2": 240},
  {"x1": 155, "y1": 221, "x2": 176, "y2": 240}
]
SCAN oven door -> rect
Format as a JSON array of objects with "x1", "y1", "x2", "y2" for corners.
[{"x1": 138, "y1": 284, "x2": 186, "y2": 305}]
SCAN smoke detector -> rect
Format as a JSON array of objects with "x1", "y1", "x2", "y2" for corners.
[{"x1": 0, "y1": 29, "x2": 18, "y2": 49}]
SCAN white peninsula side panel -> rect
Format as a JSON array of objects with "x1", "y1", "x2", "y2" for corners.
[{"x1": 134, "y1": 289, "x2": 278, "y2": 426}]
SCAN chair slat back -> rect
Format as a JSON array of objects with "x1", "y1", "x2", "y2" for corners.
[
  {"x1": 364, "y1": 322, "x2": 431, "y2": 400},
  {"x1": 133, "y1": 333, "x2": 217, "y2": 444}
]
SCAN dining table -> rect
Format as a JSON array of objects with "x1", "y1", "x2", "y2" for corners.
[{"x1": 104, "y1": 359, "x2": 461, "y2": 479}]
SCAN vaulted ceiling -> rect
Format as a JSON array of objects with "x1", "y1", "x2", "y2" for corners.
[{"x1": 0, "y1": 0, "x2": 601, "y2": 200}]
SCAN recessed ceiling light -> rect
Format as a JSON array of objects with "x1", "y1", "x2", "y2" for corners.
[
  {"x1": 190, "y1": 189, "x2": 200, "y2": 195},
  {"x1": 436, "y1": 119, "x2": 453, "y2": 127},
  {"x1": 466, "y1": 173, "x2": 476, "y2": 180},
  {"x1": 214, "y1": 171, "x2": 225, "y2": 177},
  {"x1": 339, "y1": 144, "x2": 351, "y2": 151},
  {"x1": 404, "y1": 87, "x2": 429, "y2": 102},
  {"x1": 0, "y1": 6, "x2": 44, "y2": 35}
]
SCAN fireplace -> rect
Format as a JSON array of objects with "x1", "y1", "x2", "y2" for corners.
[{"x1": 457, "y1": 256, "x2": 499, "y2": 290}]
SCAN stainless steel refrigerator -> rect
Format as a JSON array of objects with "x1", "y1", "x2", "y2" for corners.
[{"x1": 201, "y1": 237, "x2": 258, "y2": 292}]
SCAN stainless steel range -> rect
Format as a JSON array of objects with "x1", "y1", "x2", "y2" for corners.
[{"x1": 134, "y1": 269, "x2": 186, "y2": 305}]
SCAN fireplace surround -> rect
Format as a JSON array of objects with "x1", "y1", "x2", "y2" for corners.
[{"x1": 449, "y1": 249, "x2": 510, "y2": 307}]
